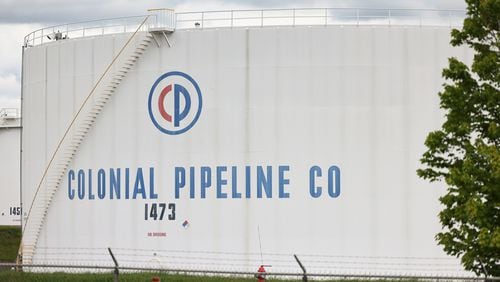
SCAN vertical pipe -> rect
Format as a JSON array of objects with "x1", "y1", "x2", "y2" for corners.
[{"x1": 19, "y1": 44, "x2": 25, "y2": 261}]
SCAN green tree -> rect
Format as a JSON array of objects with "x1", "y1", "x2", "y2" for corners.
[{"x1": 417, "y1": 0, "x2": 499, "y2": 277}]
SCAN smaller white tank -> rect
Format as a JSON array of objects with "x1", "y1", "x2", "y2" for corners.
[{"x1": 0, "y1": 108, "x2": 21, "y2": 226}]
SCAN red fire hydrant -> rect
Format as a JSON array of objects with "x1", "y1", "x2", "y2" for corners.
[{"x1": 255, "y1": 265, "x2": 267, "y2": 281}]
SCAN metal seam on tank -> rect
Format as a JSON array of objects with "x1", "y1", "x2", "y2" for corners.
[
  {"x1": 306, "y1": 26, "x2": 313, "y2": 247},
  {"x1": 274, "y1": 27, "x2": 281, "y2": 252},
  {"x1": 368, "y1": 27, "x2": 378, "y2": 257},
  {"x1": 91, "y1": 37, "x2": 97, "y2": 249},
  {"x1": 70, "y1": 38, "x2": 76, "y2": 245},
  {"x1": 111, "y1": 36, "x2": 120, "y2": 245},
  {"x1": 132, "y1": 34, "x2": 139, "y2": 249},
  {"x1": 214, "y1": 29, "x2": 221, "y2": 254},
  {"x1": 56, "y1": 42, "x2": 62, "y2": 248},
  {"x1": 89, "y1": 37, "x2": 96, "y2": 246},
  {"x1": 43, "y1": 45, "x2": 48, "y2": 253},
  {"x1": 155, "y1": 34, "x2": 163, "y2": 251},
  {"x1": 244, "y1": 28, "x2": 250, "y2": 266},
  {"x1": 402, "y1": 27, "x2": 411, "y2": 259},
  {"x1": 336, "y1": 27, "x2": 345, "y2": 255}
]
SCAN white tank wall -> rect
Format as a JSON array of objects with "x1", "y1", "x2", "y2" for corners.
[
  {"x1": 22, "y1": 26, "x2": 473, "y2": 275},
  {"x1": 0, "y1": 126, "x2": 21, "y2": 225}
]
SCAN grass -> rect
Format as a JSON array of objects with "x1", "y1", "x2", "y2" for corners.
[
  {"x1": 0, "y1": 225, "x2": 21, "y2": 262},
  {"x1": 0, "y1": 271, "x2": 425, "y2": 282},
  {"x1": 0, "y1": 272, "x2": 291, "y2": 282}
]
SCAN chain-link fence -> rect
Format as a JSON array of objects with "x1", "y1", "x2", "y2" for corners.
[
  {"x1": 1, "y1": 263, "x2": 498, "y2": 281},
  {"x1": 2, "y1": 247, "x2": 499, "y2": 281}
]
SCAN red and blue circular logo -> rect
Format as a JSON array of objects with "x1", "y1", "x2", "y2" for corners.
[{"x1": 148, "y1": 71, "x2": 202, "y2": 135}]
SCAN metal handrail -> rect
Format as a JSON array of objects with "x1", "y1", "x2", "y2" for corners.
[
  {"x1": 24, "y1": 15, "x2": 151, "y2": 47},
  {"x1": 176, "y1": 8, "x2": 465, "y2": 29},
  {"x1": 24, "y1": 8, "x2": 466, "y2": 47}
]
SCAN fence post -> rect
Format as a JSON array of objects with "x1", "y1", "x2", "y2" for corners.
[
  {"x1": 108, "y1": 247, "x2": 119, "y2": 282},
  {"x1": 294, "y1": 254, "x2": 307, "y2": 282}
]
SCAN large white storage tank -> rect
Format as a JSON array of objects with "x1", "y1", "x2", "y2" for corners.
[{"x1": 21, "y1": 9, "x2": 473, "y2": 276}]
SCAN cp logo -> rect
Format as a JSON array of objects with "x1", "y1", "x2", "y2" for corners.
[{"x1": 148, "y1": 71, "x2": 202, "y2": 135}]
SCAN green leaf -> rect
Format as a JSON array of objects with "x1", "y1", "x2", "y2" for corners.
[{"x1": 418, "y1": 0, "x2": 500, "y2": 276}]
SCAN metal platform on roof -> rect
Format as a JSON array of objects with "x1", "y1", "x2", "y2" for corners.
[{"x1": 148, "y1": 28, "x2": 174, "y2": 47}]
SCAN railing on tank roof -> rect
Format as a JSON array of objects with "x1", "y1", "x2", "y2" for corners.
[
  {"x1": 23, "y1": 9, "x2": 174, "y2": 47},
  {"x1": 175, "y1": 8, "x2": 465, "y2": 29},
  {"x1": 24, "y1": 8, "x2": 465, "y2": 47}
]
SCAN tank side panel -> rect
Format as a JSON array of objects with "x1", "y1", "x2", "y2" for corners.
[{"x1": 22, "y1": 45, "x2": 48, "y2": 226}]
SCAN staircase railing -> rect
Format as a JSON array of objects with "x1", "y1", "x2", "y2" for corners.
[{"x1": 19, "y1": 15, "x2": 153, "y2": 265}]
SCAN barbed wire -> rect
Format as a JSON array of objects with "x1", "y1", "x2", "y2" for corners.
[
  {"x1": 1, "y1": 262, "x2": 497, "y2": 281},
  {"x1": 36, "y1": 245, "x2": 460, "y2": 260},
  {"x1": 27, "y1": 246, "x2": 481, "y2": 278},
  {"x1": 33, "y1": 252, "x2": 464, "y2": 269}
]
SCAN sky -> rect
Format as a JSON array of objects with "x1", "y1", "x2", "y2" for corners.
[{"x1": 0, "y1": 0, "x2": 466, "y2": 111}]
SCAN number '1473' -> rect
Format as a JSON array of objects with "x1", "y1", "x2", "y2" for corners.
[{"x1": 145, "y1": 203, "x2": 175, "y2": 221}]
